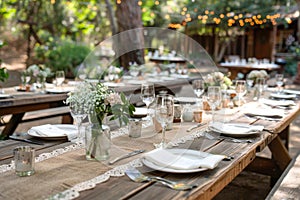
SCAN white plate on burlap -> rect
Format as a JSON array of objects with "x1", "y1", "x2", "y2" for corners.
[
  {"x1": 142, "y1": 149, "x2": 217, "y2": 173},
  {"x1": 208, "y1": 122, "x2": 264, "y2": 137},
  {"x1": 28, "y1": 124, "x2": 77, "y2": 140}
]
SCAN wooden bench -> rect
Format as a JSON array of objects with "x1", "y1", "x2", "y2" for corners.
[
  {"x1": 0, "y1": 106, "x2": 72, "y2": 127},
  {"x1": 266, "y1": 152, "x2": 300, "y2": 199}
]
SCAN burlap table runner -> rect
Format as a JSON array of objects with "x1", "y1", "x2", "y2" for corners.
[{"x1": 0, "y1": 122, "x2": 204, "y2": 199}]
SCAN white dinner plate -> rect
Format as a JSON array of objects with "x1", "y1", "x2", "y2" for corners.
[
  {"x1": 28, "y1": 124, "x2": 77, "y2": 140},
  {"x1": 46, "y1": 88, "x2": 73, "y2": 94},
  {"x1": 174, "y1": 97, "x2": 198, "y2": 103},
  {"x1": 0, "y1": 94, "x2": 12, "y2": 99},
  {"x1": 142, "y1": 149, "x2": 209, "y2": 173},
  {"x1": 283, "y1": 89, "x2": 300, "y2": 95},
  {"x1": 270, "y1": 93, "x2": 297, "y2": 100},
  {"x1": 103, "y1": 82, "x2": 125, "y2": 87},
  {"x1": 209, "y1": 123, "x2": 263, "y2": 137},
  {"x1": 133, "y1": 107, "x2": 148, "y2": 117}
]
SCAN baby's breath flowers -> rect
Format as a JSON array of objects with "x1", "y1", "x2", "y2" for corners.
[{"x1": 66, "y1": 81, "x2": 135, "y2": 127}]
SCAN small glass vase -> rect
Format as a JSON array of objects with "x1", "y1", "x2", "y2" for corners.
[
  {"x1": 85, "y1": 123, "x2": 111, "y2": 161},
  {"x1": 85, "y1": 113, "x2": 111, "y2": 161}
]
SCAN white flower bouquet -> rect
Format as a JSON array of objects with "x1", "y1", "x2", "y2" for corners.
[
  {"x1": 204, "y1": 72, "x2": 232, "y2": 90},
  {"x1": 247, "y1": 70, "x2": 269, "y2": 82}
]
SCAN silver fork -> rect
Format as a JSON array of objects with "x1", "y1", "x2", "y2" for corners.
[{"x1": 125, "y1": 168, "x2": 197, "y2": 191}]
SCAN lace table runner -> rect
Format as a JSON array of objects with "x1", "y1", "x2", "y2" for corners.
[{"x1": 0, "y1": 122, "x2": 209, "y2": 200}]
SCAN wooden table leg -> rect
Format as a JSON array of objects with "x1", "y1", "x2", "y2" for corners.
[
  {"x1": 269, "y1": 136, "x2": 292, "y2": 171},
  {"x1": 1, "y1": 113, "x2": 25, "y2": 139},
  {"x1": 279, "y1": 125, "x2": 289, "y2": 150}
]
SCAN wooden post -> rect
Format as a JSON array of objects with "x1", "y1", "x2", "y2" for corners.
[{"x1": 293, "y1": 62, "x2": 300, "y2": 84}]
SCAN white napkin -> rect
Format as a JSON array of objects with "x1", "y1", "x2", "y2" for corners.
[
  {"x1": 144, "y1": 149, "x2": 224, "y2": 170},
  {"x1": 244, "y1": 108, "x2": 284, "y2": 119},
  {"x1": 260, "y1": 98, "x2": 295, "y2": 107},
  {"x1": 30, "y1": 124, "x2": 77, "y2": 141},
  {"x1": 209, "y1": 122, "x2": 264, "y2": 134}
]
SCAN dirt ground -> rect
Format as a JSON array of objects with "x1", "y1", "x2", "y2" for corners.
[{"x1": 1, "y1": 41, "x2": 300, "y2": 199}]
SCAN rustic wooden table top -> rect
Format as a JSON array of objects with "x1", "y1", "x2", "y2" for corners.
[{"x1": 0, "y1": 96, "x2": 299, "y2": 199}]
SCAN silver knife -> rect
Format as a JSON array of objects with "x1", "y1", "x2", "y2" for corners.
[
  {"x1": 187, "y1": 123, "x2": 207, "y2": 132},
  {"x1": 108, "y1": 149, "x2": 145, "y2": 165},
  {"x1": 9, "y1": 136, "x2": 44, "y2": 145}
]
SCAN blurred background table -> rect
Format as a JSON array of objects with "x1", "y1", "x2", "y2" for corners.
[{"x1": 219, "y1": 62, "x2": 282, "y2": 79}]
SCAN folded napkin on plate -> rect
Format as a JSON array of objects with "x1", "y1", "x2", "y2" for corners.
[
  {"x1": 260, "y1": 99, "x2": 295, "y2": 107},
  {"x1": 144, "y1": 149, "x2": 224, "y2": 170},
  {"x1": 209, "y1": 122, "x2": 264, "y2": 134},
  {"x1": 244, "y1": 108, "x2": 284, "y2": 119},
  {"x1": 30, "y1": 124, "x2": 77, "y2": 141}
]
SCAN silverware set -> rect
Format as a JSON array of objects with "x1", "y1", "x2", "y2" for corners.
[{"x1": 125, "y1": 168, "x2": 198, "y2": 191}]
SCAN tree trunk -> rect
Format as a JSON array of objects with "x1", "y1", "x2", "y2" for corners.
[
  {"x1": 104, "y1": 0, "x2": 117, "y2": 35},
  {"x1": 115, "y1": 0, "x2": 145, "y2": 69},
  {"x1": 297, "y1": 0, "x2": 300, "y2": 43}
]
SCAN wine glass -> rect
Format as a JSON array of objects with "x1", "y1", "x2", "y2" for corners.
[
  {"x1": 155, "y1": 94, "x2": 174, "y2": 148},
  {"x1": 246, "y1": 74, "x2": 254, "y2": 93},
  {"x1": 275, "y1": 74, "x2": 284, "y2": 94},
  {"x1": 207, "y1": 86, "x2": 221, "y2": 124},
  {"x1": 192, "y1": 79, "x2": 205, "y2": 104},
  {"x1": 141, "y1": 83, "x2": 155, "y2": 125},
  {"x1": 255, "y1": 78, "x2": 265, "y2": 100},
  {"x1": 55, "y1": 71, "x2": 65, "y2": 87},
  {"x1": 69, "y1": 102, "x2": 87, "y2": 142},
  {"x1": 235, "y1": 80, "x2": 247, "y2": 107}
]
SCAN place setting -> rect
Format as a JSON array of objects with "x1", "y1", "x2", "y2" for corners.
[
  {"x1": 140, "y1": 148, "x2": 225, "y2": 173},
  {"x1": 27, "y1": 124, "x2": 78, "y2": 141}
]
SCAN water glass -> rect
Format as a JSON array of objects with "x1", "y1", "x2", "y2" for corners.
[
  {"x1": 192, "y1": 79, "x2": 205, "y2": 98},
  {"x1": 275, "y1": 74, "x2": 284, "y2": 93},
  {"x1": 235, "y1": 80, "x2": 247, "y2": 107},
  {"x1": 69, "y1": 102, "x2": 87, "y2": 141},
  {"x1": 14, "y1": 146, "x2": 35, "y2": 177},
  {"x1": 141, "y1": 83, "x2": 155, "y2": 125},
  {"x1": 155, "y1": 94, "x2": 174, "y2": 148},
  {"x1": 128, "y1": 119, "x2": 142, "y2": 138},
  {"x1": 55, "y1": 71, "x2": 65, "y2": 87},
  {"x1": 255, "y1": 78, "x2": 265, "y2": 100},
  {"x1": 207, "y1": 86, "x2": 221, "y2": 123}
]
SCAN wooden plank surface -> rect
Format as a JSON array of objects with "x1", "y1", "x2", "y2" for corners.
[{"x1": 0, "y1": 88, "x2": 298, "y2": 199}]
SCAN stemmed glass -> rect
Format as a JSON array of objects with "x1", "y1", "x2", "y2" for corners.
[
  {"x1": 235, "y1": 80, "x2": 247, "y2": 107},
  {"x1": 69, "y1": 102, "x2": 87, "y2": 142},
  {"x1": 275, "y1": 74, "x2": 284, "y2": 94},
  {"x1": 155, "y1": 94, "x2": 174, "y2": 148},
  {"x1": 207, "y1": 86, "x2": 221, "y2": 124},
  {"x1": 55, "y1": 71, "x2": 65, "y2": 88},
  {"x1": 192, "y1": 79, "x2": 205, "y2": 104},
  {"x1": 246, "y1": 75, "x2": 254, "y2": 93},
  {"x1": 255, "y1": 78, "x2": 265, "y2": 100},
  {"x1": 141, "y1": 83, "x2": 155, "y2": 125}
]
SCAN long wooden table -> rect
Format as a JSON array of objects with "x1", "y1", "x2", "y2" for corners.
[
  {"x1": 0, "y1": 91, "x2": 72, "y2": 138},
  {"x1": 219, "y1": 62, "x2": 281, "y2": 79},
  {"x1": 0, "y1": 95, "x2": 299, "y2": 199},
  {"x1": 0, "y1": 79, "x2": 189, "y2": 138}
]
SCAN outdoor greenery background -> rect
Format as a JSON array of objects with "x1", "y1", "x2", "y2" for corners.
[{"x1": 0, "y1": 0, "x2": 299, "y2": 77}]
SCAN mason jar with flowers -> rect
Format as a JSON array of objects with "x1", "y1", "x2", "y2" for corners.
[
  {"x1": 202, "y1": 72, "x2": 232, "y2": 110},
  {"x1": 66, "y1": 81, "x2": 135, "y2": 161},
  {"x1": 24, "y1": 64, "x2": 52, "y2": 92},
  {"x1": 204, "y1": 72, "x2": 232, "y2": 90},
  {"x1": 247, "y1": 70, "x2": 269, "y2": 85}
]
